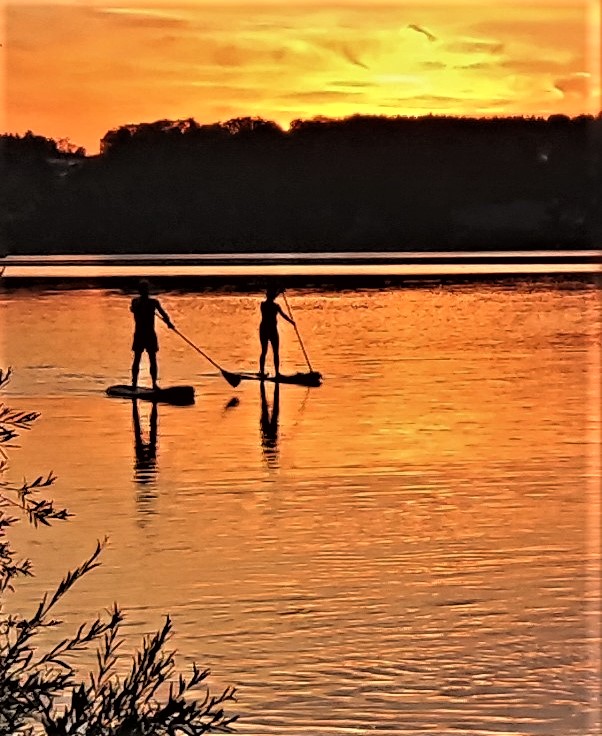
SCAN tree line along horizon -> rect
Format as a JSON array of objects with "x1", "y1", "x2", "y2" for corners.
[{"x1": 2, "y1": 112, "x2": 601, "y2": 254}]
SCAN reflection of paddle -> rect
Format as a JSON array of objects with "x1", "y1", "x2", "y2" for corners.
[
  {"x1": 172, "y1": 328, "x2": 241, "y2": 388},
  {"x1": 282, "y1": 292, "x2": 314, "y2": 373}
]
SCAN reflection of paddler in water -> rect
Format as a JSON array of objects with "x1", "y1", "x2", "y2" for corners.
[
  {"x1": 260, "y1": 380, "x2": 280, "y2": 469},
  {"x1": 131, "y1": 279, "x2": 175, "y2": 390},
  {"x1": 259, "y1": 287, "x2": 295, "y2": 378},
  {"x1": 132, "y1": 398, "x2": 158, "y2": 485}
]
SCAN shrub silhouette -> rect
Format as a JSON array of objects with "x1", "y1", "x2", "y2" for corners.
[{"x1": 0, "y1": 367, "x2": 238, "y2": 735}]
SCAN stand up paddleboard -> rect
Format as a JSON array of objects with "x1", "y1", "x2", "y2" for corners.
[
  {"x1": 106, "y1": 385, "x2": 195, "y2": 405},
  {"x1": 237, "y1": 372, "x2": 322, "y2": 387}
]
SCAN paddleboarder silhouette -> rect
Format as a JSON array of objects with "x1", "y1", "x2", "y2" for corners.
[
  {"x1": 130, "y1": 280, "x2": 174, "y2": 390},
  {"x1": 259, "y1": 287, "x2": 295, "y2": 378}
]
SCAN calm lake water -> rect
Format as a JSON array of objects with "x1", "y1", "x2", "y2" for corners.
[{"x1": 1, "y1": 279, "x2": 600, "y2": 735}]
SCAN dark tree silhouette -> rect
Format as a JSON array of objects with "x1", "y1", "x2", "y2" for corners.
[{"x1": 2, "y1": 113, "x2": 600, "y2": 254}]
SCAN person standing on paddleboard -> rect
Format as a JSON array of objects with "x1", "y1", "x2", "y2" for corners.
[
  {"x1": 259, "y1": 287, "x2": 295, "y2": 378},
  {"x1": 131, "y1": 280, "x2": 175, "y2": 390}
]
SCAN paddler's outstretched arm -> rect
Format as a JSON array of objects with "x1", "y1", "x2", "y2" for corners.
[
  {"x1": 156, "y1": 302, "x2": 175, "y2": 329},
  {"x1": 276, "y1": 304, "x2": 295, "y2": 325}
]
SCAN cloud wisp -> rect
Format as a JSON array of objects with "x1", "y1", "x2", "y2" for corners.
[{"x1": 408, "y1": 24, "x2": 437, "y2": 43}]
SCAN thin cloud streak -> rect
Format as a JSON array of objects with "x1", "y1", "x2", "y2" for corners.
[
  {"x1": 444, "y1": 39, "x2": 505, "y2": 55},
  {"x1": 408, "y1": 24, "x2": 437, "y2": 42}
]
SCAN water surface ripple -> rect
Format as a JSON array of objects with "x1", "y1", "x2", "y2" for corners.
[{"x1": 1, "y1": 281, "x2": 599, "y2": 735}]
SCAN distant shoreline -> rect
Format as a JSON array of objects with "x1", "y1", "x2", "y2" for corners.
[
  {"x1": 2, "y1": 249, "x2": 600, "y2": 268},
  {"x1": 1, "y1": 251, "x2": 600, "y2": 290}
]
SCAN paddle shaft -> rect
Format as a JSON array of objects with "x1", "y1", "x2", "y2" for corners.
[
  {"x1": 169, "y1": 326, "x2": 241, "y2": 387},
  {"x1": 172, "y1": 328, "x2": 222, "y2": 371},
  {"x1": 282, "y1": 292, "x2": 313, "y2": 372}
]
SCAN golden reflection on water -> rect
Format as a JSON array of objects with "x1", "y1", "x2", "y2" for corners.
[{"x1": 0, "y1": 282, "x2": 600, "y2": 734}]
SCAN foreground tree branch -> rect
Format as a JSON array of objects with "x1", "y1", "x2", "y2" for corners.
[{"x1": 0, "y1": 367, "x2": 238, "y2": 735}]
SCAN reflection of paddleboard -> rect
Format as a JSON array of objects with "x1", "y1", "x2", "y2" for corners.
[
  {"x1": 237, "y1": 372, "x2": 322, "y2": 387},
  {"x1": 106, "y1": 384, "x2": 195, "y2": 405}
]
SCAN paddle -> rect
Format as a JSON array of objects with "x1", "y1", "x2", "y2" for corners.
[
  {"x1": 281, "y1": 291, "x2": 314, "y2": 373},
  {"x1": 171, "y1": 327, "x2": 241, "y2": 388}
]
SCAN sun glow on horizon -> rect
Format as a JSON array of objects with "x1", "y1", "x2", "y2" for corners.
[{"x1": 2, "y1": 1, "x2": 599, "y2": 153}]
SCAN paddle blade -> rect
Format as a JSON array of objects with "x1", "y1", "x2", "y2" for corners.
[{"x1": 223, "y1": 370, "x2": 242, "y2": 388}]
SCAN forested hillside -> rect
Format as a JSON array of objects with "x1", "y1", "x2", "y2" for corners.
[{"x1": 2, "y1": 114, "x2": 600, "y2": 254}]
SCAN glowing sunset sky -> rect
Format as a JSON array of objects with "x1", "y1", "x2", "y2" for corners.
[{"x1": 2, "y1": 0, "x2": 600, "y2": 153}]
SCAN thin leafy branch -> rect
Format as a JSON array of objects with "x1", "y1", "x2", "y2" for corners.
[{"x1": 0, "y1": 368, "x2": 238, "y2": 735}]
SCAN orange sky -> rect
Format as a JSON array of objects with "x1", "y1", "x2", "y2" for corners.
[{"x1": 2, "y1": 0, "x2": 600, "y2": 153}]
